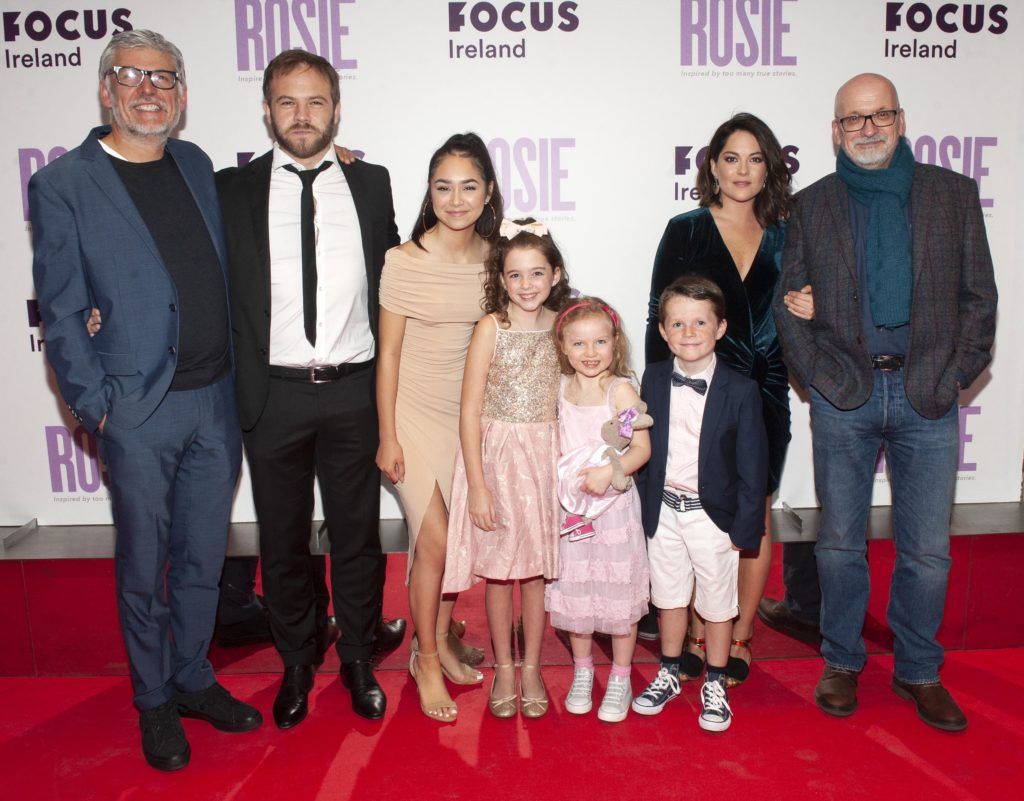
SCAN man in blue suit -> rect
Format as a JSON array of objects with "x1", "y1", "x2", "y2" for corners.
[{"x1": 29, "y1": 30, "x2": 261, "y2": 771}]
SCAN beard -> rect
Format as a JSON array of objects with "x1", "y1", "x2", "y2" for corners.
[
  {"x1": 844, "y1": 134, "x2": 897, "y2": 168},
  {"x1": 272, "y1": 117, "x2": 338, "y2": 161},
  {"x1": 110, "y1": 95, "x2": 181, "y2": 141}
]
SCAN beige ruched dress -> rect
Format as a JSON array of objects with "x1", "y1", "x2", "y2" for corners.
[{"x1": 378, "y1": 248, "x2": 486, "y2": 578}]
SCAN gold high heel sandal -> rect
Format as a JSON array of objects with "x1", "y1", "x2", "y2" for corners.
[
  {"x1": 519, "y1": 664, "x2": 549, "y2": 719},
  {"x1": 437, "y1": 630, "x2": 484, "y2": 685},
  {"x1": 409, "y1": 648, "x2": 457, "y2": 723},
  {"x1": 410, "y1": 633, "x2": 485, "y2": 685},
  {"x1": 489, "y1": 663, "x2": 518, "y2": 719},
  {"x1": 448, "y1": 620, "x2": 486, "y2": 667}
]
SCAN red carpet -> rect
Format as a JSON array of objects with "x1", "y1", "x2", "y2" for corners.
[{"x1": 2, "y1": 648, "x2": 1021, "y2": 800}]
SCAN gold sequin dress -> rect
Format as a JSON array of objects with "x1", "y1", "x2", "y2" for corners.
[
  {"x1": 379, "y1": 248, "x2": 486, "y2": 579},
  {"x1": 443, "y1": 319, "x2": 561, "y2": 592}
]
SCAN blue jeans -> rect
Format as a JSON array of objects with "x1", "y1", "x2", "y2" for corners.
[{"x1": 810, "y1": 371, "x2": 957, "y2": 684}]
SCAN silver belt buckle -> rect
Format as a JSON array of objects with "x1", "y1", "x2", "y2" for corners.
[{"x1": 309, "y1": 366, "x2": 330, "y2": 384}]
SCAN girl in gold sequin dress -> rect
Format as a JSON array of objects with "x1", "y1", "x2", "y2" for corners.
[{"x1": 444, "y1": 219, "x2": 570, "y2": 719}]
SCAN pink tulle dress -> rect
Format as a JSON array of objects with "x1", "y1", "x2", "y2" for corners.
[
  {"x1": 545, "y1": 376, "x2": 650, "y2": 636},
  {"x1": 443, "y1": 319, "x2": 561, "y2": 592}
]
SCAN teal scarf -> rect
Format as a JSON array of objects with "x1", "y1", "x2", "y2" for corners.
[{"x1": 836, "y1": 139, "x2": 914, "y2": 328}]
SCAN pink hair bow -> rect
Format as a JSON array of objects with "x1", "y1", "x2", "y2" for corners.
[{"x1": 499, "y1": 219, "x2": 549, "y2": 239}]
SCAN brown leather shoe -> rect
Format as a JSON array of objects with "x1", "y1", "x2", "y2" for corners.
[
  {"x1": 814, "y1": 665, "x2": 858, "y2": 716},
  {"x1": 892, "y1": 678, "x2": 967, "y2": 732},
  {"x1": 757, "y1": 597, "x2": 821, "y2": 645}
]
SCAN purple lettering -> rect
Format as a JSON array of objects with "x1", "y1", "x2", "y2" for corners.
[
  {"x1": 971, "y1": 136, "x2": 996, "y2": 208},
  {"x1": 45, "y1": 426, "x2": 76, "y2": 492},
  {"x1": 512, "y1": 138, "x2": 538, "y2": 211},
  {"x1": 20, "y1": 146, "x2": 67, "y2": 222},
  {"x1": 958, "y1": 405, "x2": 980, "y2": 471}
]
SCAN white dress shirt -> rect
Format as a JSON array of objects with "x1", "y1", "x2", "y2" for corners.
[
  {"x1": 267, "y1": 142, "x2": 373, "y2": 368},
  {"x1": 665, "y1": 354, "x2": 717, "y2": 494}
]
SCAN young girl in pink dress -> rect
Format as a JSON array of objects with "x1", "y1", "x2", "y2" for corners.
[
  {"x1": 444, "y1": 218, "x2": 571, "y2": 719},
  {"x1": 545, "y1": 298, "x2": 652, "y2": 723}
]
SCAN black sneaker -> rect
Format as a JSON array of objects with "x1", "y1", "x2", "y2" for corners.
[
  {"x1": 176, "y1": 682, "x2": 263, "y2": 732},
  {"x1": 698, "y1": 677, "x2": 732, "y2": 732},
  {"x1": 637, "y1": 608, "x2": 660, "y2": 641},
  {"x1": 139, "y1": 699, "x2": 190, "y2": 771},
  {"x1": 631, "y1": 666, "x2": 681, "y2": 716}
]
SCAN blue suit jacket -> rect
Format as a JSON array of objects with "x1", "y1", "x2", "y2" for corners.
[
  {"x1": 638, "y1": 358, "x2": 768, "y2": 551},
  {"x1": 29, "y1": 126, "x2": 230, "y2": 432}
]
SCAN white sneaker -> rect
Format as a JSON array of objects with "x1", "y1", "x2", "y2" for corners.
[
  {"x1": 565, "y1": 667, "x2": 594, "y2": 714},
  {"x1": 698, "y1": 678, "x2": 732, "y2": 732},
  {"x1": 597, "y1": 673, "x2": 632, "y2": 723}
]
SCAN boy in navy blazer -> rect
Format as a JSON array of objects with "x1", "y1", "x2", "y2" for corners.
[{"x1": 635, "y1": 275, "x2": 768, "y2": 732}]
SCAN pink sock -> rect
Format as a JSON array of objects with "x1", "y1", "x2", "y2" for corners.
[
  {"x1": 574, "y1": 656, "x2": 594, "y2": 671},
  {"x1": 610, "y1": 662, "x2": 631, "y2": 678}
]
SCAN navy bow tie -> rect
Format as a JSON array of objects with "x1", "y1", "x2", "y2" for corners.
[{"x1": 672, "y1": 372, "x2": 708, "y2": 395}]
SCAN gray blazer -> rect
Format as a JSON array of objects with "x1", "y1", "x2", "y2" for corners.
[{"x1": 772, "y1": 163, "x2": 997, "y2": 419}]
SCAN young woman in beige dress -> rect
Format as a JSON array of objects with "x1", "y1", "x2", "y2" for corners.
[{"x1": 377, "y1": 133, "x2": 505, "y2": 722}]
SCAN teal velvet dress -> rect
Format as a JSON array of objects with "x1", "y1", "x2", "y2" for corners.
[{"x1": 645, "y1": 206, "x2": 790, "y2": 495}]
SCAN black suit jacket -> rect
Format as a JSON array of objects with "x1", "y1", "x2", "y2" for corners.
[
  {"x1": 638, "y1": 358, "x2": 768, "y2": 551},
  {"x1": 773, "y1": 164, "x2": 997, "y2": 419},
  {"x1": 216, "y1": 151, "x2": 399, "y2": 431}
]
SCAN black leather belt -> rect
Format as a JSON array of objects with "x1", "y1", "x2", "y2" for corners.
[
  {"x1": 268, "y1": 360, "x2": 373, "y2": 383},
  {"x1": 871, "y1": 354, "x2": 904, "y2": 371},
  {"x1": 662, "y1": 488, "x2": 702, "y2": 512}
]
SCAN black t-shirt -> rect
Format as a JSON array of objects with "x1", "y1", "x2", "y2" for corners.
[{"x1": 110, "y1": 151, "x2": 230, "y2": 390}]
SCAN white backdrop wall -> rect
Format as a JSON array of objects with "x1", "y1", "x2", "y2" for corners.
[{"x1": 2, "y1": 0, "x2": 1021, "y2": 526}]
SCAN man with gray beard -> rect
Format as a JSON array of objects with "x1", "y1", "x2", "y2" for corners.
[
  {"x1": 29, "y1": 30, "x2": 261, "y2": 771},
  {"x1": 774, "y1": 73, "x2": 996, "y2": 731}
]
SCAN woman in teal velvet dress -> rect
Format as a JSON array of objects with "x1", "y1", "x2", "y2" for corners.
[{"x1": 644, "y1": 113, "x2": 813, "y2": 686}]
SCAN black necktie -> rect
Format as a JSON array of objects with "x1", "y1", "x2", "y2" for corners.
[
  {"x1": 284, "y1": 162, "x2": 331, "y2": 346},
  {"x1": 672, "y1": 372, "x2": 708, "y2": 395}
]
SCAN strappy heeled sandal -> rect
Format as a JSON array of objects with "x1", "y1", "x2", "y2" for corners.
[
  {"x1": 409, "y1": 648, "x2": 457, "y2": 723},
  {"x1": 437, "y1": 630, "x2": 483, "y2": 685},
  {"x1": 448, "y1": 620, "x2": 485, "y2": 667},
  {"x1": 519, "y1": 664, "x2": 549, "y2": 719},
  {"x1": 725, "y1": 636, "x2": 753, "y2": 688},
  {"x1": 680, "y1": 632, "x2": 707, "y2": 681},
  {"x1": 489, "y1": 663, "x2": 518, "y2": 719}
]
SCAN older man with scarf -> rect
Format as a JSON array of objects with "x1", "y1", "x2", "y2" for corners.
[{"x1": 773, "y1": 73, "x2": 996, "y2": 732}]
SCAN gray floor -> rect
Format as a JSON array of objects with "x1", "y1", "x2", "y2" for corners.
[{"x1": 3, "y1": 502, "x2": 1023, "y2": 560}]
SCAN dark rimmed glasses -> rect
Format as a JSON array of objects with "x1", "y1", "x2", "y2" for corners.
[
  {"x1": 836, "y1": 109, "x2": 900, "y2": 132},
  {"x1": 105, "y1": 65, "x2": 180, "y2": 90}
]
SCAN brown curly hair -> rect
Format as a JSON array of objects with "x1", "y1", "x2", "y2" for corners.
[
  {"x1": 695, "y1": 112, "x2": 792, "y2": 227},
  {"x1": 483, "y1": 218, "x2": 571, "y2": 322},
  {"x1": 554, "y1": 296, "x2": 634, "y2": 380}
]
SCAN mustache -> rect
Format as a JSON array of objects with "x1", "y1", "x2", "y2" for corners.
[{"x1": 287, "y1": 124, "x2": 320, "y2": 133}]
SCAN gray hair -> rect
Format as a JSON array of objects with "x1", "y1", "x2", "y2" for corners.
[{"x1": 98, "y1": 29, "x2": 186, "y2": 87}]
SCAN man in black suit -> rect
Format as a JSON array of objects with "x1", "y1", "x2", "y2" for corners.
[{"x1": 216, "y1": 49, "x2": 400, "y2": 728}]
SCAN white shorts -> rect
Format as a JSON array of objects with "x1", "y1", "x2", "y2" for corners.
[{"x1": 648, "y1": 503, "x2": 739, "y2": 623}]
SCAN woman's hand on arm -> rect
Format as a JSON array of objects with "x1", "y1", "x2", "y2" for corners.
[{"x1": 783, "y1": 284, "x2": 814, "y2": 321}]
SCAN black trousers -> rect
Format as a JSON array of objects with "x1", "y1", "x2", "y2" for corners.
[{"x1": 244, "y1": 366, "x2": 384, "y2": 665}]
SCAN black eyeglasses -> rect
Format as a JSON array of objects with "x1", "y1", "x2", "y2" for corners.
[
  {"x1": 105, "y1": 65, "x2": 180, "y2": 90},
  {"x1": 836, "y1": 109, "x2": 900, "y2": 132}
]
